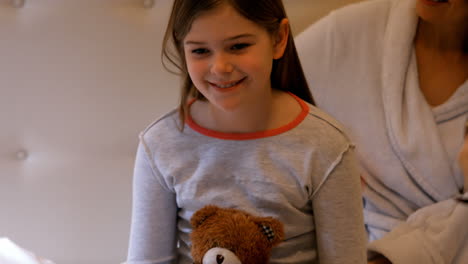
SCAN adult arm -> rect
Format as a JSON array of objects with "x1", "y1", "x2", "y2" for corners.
[
  {"x1": 126, "y1": 142, "x2": 178, "y2": 264},
  {"x1": 367, "y1": 128, "x2": 468, "y2": 264},
  {"x1": 312, "y1": 145, "x2": 367, "y2": 264},
  {"x1": 367, "y1": 198, "x2": 468, "y2": 264}
]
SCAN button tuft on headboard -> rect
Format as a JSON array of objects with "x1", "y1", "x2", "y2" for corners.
[
  {"x1": 16, "y1": 150, "x2": 29, "y2": 160},
  {"x1": 11, "y1": 0, "x2": 25, "y2": 8}
]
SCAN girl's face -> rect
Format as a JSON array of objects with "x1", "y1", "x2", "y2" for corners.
[
  {"x1": 416, "y1": 0, "x2": 468, "y2": 27},
  {"x1": 183, "y1": 3, "x2": 287, "y2": 112}
]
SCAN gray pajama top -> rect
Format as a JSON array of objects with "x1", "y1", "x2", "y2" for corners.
[{"x1": 126, "y1": 96, "x2": 366, "y2": 264}]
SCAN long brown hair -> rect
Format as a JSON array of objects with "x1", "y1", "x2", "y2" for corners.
[{"x1": 162, "y1": 0, "x2": 315, "y2": 126}]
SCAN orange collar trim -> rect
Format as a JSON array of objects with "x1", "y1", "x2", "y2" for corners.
[{"x1": 186, "y1": 93, "x2": 309, "y2": 140}]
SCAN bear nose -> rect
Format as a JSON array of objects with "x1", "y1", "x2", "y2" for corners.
[{"x1": 216, "y1": 254, "x2": 224, "y2": 264}]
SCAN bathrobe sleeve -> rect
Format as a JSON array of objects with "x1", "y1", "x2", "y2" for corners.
[{"x1": 368, "y1": 198, "x2": 468, "y2": 264}]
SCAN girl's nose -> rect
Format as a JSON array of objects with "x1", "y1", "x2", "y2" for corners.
[{"x1": 210, "y1": 53, "x2": 233, "y2": 74}]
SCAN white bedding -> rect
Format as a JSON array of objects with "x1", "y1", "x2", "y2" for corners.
[{"x1": 0, "y1": 238, "x2": 55, "y2": 264}]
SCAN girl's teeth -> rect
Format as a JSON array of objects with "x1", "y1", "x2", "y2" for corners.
[{"x1": 217, "y1": 79, "x2": 242, "y2": 88}]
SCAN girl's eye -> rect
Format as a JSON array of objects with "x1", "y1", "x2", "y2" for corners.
[
  {"x1": 192, "y1": 48, "x2": 209, "y2": 55},
  {"x1": 231, "y1": 43, "x2": 251, "y2": 51}
]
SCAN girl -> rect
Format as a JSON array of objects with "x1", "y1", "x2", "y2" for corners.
[{"x1": 126, "y1": 0, "x2": 366, "y2": 263}]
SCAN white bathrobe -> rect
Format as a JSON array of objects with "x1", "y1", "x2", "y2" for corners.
[{"x1": 296, "y1": 0, "x2": 468, "y2": 263}]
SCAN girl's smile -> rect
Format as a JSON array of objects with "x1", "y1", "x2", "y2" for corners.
[{"x1": 207, "y1": 77, "x2": 247, "y2": 92}]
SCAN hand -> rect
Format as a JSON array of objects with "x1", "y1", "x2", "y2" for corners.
[
  {"x1": 368, "y1": 255, "x2": 392, "y2": 264},
  {"x1": 459, "y1": 124, "x2": 468, "y2": 192}
]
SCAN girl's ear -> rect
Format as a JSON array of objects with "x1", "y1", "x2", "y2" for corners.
[{"x1": 272, "y1": 18, "x2": 290, "y2": 60}]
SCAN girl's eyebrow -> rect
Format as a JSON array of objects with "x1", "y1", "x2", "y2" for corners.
[
  {"x1": 185, "y1": 33, "x2": 255, "y2": 45},
  {"x1": 225, "y1": 33, "x2": 256, "y2": 41}
]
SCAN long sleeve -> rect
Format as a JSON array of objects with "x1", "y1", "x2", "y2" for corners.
[
  {"x1": 126, "y1": 142, "x2": 178, "y2": 264},
  {"x1": 312, "y1": 145, "x2": 367, "y2": 264},
  {"x1": 368, "y1": 199, "x2": 468, "y2": 264}
]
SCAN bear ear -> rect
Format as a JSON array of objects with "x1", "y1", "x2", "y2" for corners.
[
  {"x1": 190, "y1": 205, "x2": 221, "y2": 228},
  {"x1": 255, "y1": 217, "x2": 285, "y2": 246}
]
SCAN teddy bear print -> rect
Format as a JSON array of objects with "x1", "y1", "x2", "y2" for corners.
[{"x1": 190, "y1": 205, "x2": 284, "y2": 264}]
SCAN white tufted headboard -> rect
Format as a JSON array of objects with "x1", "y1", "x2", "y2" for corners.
[
  {"x1": 0, "y1": 0, "x2": 361, "y2": 263},
  {"x1": 0, "y1": 0, "x2": 179, "y2": 263}
]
